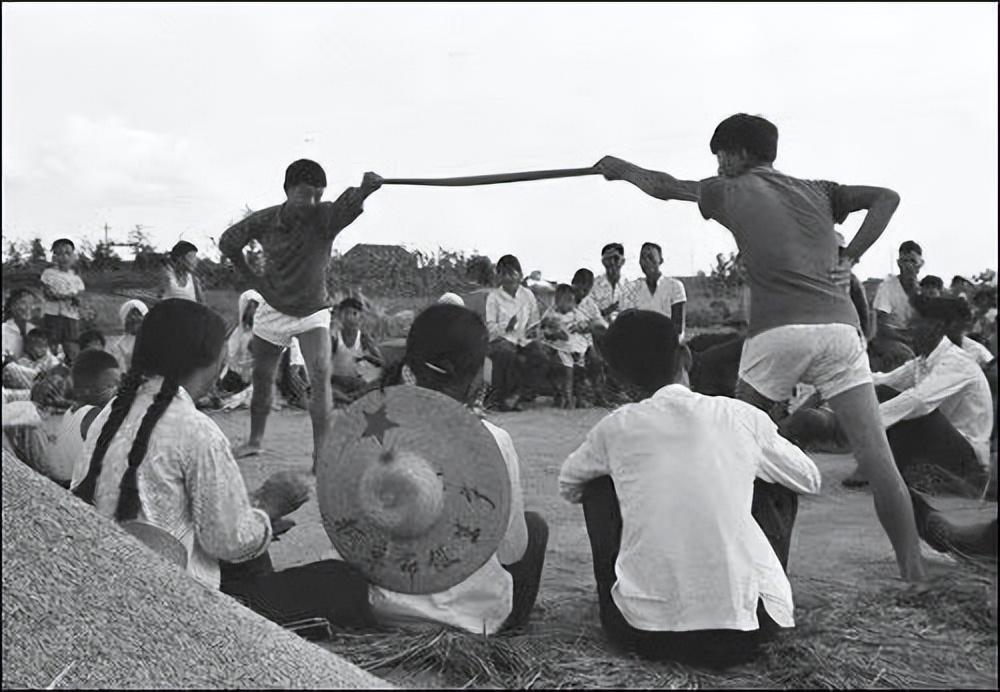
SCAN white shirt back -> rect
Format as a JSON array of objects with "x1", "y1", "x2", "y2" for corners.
[
  {"x1": 559, "y1": 384, "x2": 821, "y2": 632},
  {"x1": 872, "y1": 274, "x2": 915, "y2": 330}
]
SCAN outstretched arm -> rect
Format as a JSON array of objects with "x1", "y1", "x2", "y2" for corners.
[
  {"x1": 594, "y1": 156, "x2": 701, "y2": 202},
  {"x1": 835, "y1": 185, "x2": 901, "y2": 265},
  {"x1": 325, "y1": 172, "x2": 384, "y2": 235}
]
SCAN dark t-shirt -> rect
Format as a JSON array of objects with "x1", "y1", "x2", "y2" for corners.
[
  {"x1": 219, "y1": 190, "x2": 364, "y2": 317},
  {"x1": 698, "y1": 166, "x2": 859, "y2": 337}
]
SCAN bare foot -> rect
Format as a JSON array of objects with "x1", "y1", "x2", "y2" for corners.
[{"x1": 233, "y1": 442, "x2": 262, "y2": 459}]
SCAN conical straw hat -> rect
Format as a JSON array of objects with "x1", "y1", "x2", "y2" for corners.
[{"x1": 317, "y1": 386, "x2": 511, "y2": 595}]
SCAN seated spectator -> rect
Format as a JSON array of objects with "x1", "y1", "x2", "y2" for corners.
[
  {"x1": 571, "y1": 269, "x2": 611, "y2": 406},
  {"x1": 622, "y1": 242, "x2": 687, "y2": 341},
  {"x1": 46, "y1": 349, "x2": 121, "y2": 487},
  {"x1": 158, "y1": 241, "x2": 204, "y2": 303},
  {"x1": 2, "y1": 289, "x2": 38, "y2": 362},
  {"x1": 339, "y1": 303, "x2": 547, "y2": 633},
  {"x1": 870, "y1": 240, "x2": 923, "y2": 372},
  {"x1": 2, "y1": 397, "x2": 50, "y2": 477},
  {"x1": 950, "y1": 275, "x2": 975, "y2": 301},
  {"x1": 484, "y1": 255, "x2": 545, "y2": 412},
  {"x1": 558, "y1": 310, "x2": 820, "y2": 668},
  {"x1": 533, "y1": 284, "x2": 591, "y2": 409},
  {"x1": 78, "y1": 329, "x2": 107, "y2": 352},
  {"x1": 794, "y1": 296, "x2": 993, "y2": 496},
  {"x1": 330, "y1": 298, "x2": 383, "y2": 406},
  {"x1": 3, "y1": 329, "x2": 61, "y2": 390},
  {"x1": 108, "y1": 300, "x2": 148, "y2": 371},
  {"x1": 71, "y1": 299, "x2": 375, "y2": 632}
]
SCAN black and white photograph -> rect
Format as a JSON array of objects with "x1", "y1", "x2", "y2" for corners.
[{"x1": 2, "y1": 2, "x2": 997, "y2": 689}]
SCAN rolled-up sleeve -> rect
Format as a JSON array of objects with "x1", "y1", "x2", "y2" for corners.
[
  {"x1": 186, "y1": 431, "x2": 272, "y2": 563},
  {"x1": 559, "y1": 422, "x2": 611, "y2": 503},
  {"x1": 324, "y1": 189, "x2": 365, "y2": 236}
]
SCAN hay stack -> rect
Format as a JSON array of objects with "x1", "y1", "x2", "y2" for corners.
[{"x1": 1, "y1": 458, "x2": 390, "y2": 689}]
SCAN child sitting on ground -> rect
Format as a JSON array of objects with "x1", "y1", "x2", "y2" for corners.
[
  {"x1": 331, "y1": 303, "x2": 549, "y2": 634},
  {"x1": 330, "y1": 297, "x2": 383, "y2": 406},
  {"x1": 40, "y1": 238, "x2": 86, "y2": 365},
  {"x1": 78, "y1": 329, "x2": 107, "y2": 353},
  {"x1": 108, "y1": 300, "x2": 148, "y2": 371},
  {"x1": 533, "y1": 284, "x2": 590, "y2": 408},
  {"x1": 3, "y1": 329, "x2": 63, "y2": 391},
  {"x1": 558, "y1": 309, "x2": 821, "y2": 669},
  {"x1": 46, "y1": 348, "x2": 121, "y2": 488}
]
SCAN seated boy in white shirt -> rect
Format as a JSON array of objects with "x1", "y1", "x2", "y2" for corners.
[
  {"x1": 3, "y1": 329, "x2": 62, "y2": 390},
  {"x1": 559, "y1": 309, "x2": 821, "y2": 668}
]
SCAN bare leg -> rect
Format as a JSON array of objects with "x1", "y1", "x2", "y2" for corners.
[
  {"x1": 826, "y1": 382, "x2": 926, "y2": 581},
  {"x1": 235, "y1": 335, "x2": 283, "y2": 458},
  {"x1": 295, "y1": 327, "x2": 332, "y2": 474}
]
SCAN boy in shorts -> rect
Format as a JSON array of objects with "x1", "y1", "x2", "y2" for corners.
[
  {"x1": 219, "y1": 159, "x2": 382, "y2": 469},
  {"x1": 593, "y1": 113, "x2": 925, "y2": 581},
  {"x1": 40, "y1": 238, "x2": 86, "y2": 364}
]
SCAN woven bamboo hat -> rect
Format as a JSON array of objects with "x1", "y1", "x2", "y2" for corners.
[{"x1": 317, "y1": 386, "x2": 511, "y2": 595}]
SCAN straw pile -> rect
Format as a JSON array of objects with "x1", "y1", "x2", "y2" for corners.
[
  {"x1": 1, "y1": 457, "x2": 390, "y2": 690},
  {"x1": 323, "y1": 568, "x2": 998, "y2": 689}
]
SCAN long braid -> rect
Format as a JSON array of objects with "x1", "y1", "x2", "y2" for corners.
[
  {"x1": 115, "y1": 378, "x2": 178, "y2": 521},
  {"x1": 73, "y1": 369, "x2": 146, "y2": 504}
]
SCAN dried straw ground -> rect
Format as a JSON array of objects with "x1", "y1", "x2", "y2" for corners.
[
  {"x1": 228, "y1": 407, "x2": 998, "y2": 690},
  {"x1": 1, "y1": 457, "x2": 390, "y2": 690}
]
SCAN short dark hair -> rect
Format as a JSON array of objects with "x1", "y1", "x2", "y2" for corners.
[
  {"x1": 919, "y1": 275, "x2": 944, "y2": 291},
  {"x1": 284, "y1": 159, "x2": 327, "y2": 192},
  {"x1": 405, "y1": 304, "x2": 488, "y2": 391},
  {"x1": 572, "y1": 268, "x2": 594, "y2": 285},
  {"x1": 169, "y1": 241, "x2": 198, "y2": 261},
  {"x1": 640, "y1": 242, "x2": 663, "y2": 258},
  {"x1": 496, "y1": 255, "x2": 522, "y2": 275},
  {"x1": 555, "y1": 284, "x2": 576, "y2": 301},
  {"x1": 951, "y1": 275, "x2": 972, "y2": 287},
  {"x1": 51, "y1": 238, "x2": 75, "y2": 252},
  {"x1": 911, "y1": 295, "x2": 973, "y2": 324},
  {"x1": 898, "y1": 240, "x2": 923, "y2": 256},
  {"x1": 338, "y1": 297, "x2": 363, "y2": 312},
  {"x1": 3, "y1": 288, "x2": 36, "y2": 322},
  {"x1": 601, "y1": 243, "x2": 624, "y2": 257},
  {"x1": 78, "y1": 329, "x2": 107, "y2": 349},
  {"x1": 25, "y1": 328, "x2": 48, "y2": 342},
  {"x1": 603, "y1": 309, "x2": 680, "y2": 390},
  {"x1": 72, "y1": 349, "x2": 119, "y2": 389},
  {"x1": 709, "y1": 114, "x2": 778, "y2": 164}
]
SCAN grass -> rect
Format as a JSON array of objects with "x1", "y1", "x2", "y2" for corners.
[{"x1": 321, "y1": 565, "x2": 998, "y2": 689}]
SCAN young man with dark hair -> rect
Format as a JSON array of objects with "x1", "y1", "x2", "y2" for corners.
[
  {"x1": 592, "y1": 112, "x2": 926, "y2": 581},
  {"x1": 330, "y1": 297, "x2": 383, "y2": 405},
  {"x1": 219, "y1": 159, "x2": 382, "y2": 468},
  {"x1": 589, "y1": 243, "x2": 633, "y2": 323},
  {"x1": 559, "y1": 310, "x2": 820, "y2": 667},
  {"x1": 622, "y1": 241, "x2": 687, "y2": 340},
  {"x1": 870, "y1": 240, "x2": 924, "y2": 371},
  {"x1": 484, "y1": 254, "x2": 542, "y2": 411}
]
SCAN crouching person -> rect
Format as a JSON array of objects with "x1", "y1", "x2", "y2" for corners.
[
  {"x1": 558, "y1": 310, "x2": 821, "y2": 668},
  {"x1": 320, "y1": 304, "x2": 549, "y2": 634},
  {"x1": 71, "y1": 299, "x2": 375, "y2": 633}
]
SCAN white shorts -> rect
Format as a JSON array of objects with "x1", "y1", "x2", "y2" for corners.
[
  {"x1": 252, "y1": 301, "x2": 330, "y2": 348},
  {"x1": 739, "y1": 324, "x2": 872, "y2": 403}
]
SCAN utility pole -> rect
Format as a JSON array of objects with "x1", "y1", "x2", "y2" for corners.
[{"x1": 103, "y1": 223, "x2": 111, "y2": 245}]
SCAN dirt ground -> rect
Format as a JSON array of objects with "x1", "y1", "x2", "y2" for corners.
[{"x1": 212, "y1": 405, "x2": 997, "y2": 689}]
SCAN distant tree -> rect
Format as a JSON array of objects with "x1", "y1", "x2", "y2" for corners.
[
  {"x1": 3, "y1": 239, "x2": 27, "y2": 267},
  {"x1": 90, "y1": 241, "x2": 122, "y2": 271},
  {"x1": 129, "y1": 225, "x2": 161, "y2": 270},
  {"x1": 28, "y1": 238, "x2": 47, "y2": 264},
  {"x1": 708, "y1": 251, "x2": 744, "y2": 291}
]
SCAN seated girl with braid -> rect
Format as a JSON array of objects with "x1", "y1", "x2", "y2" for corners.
[{"x1": 71, "y1": 299, "x2": 376, "y2": 633}]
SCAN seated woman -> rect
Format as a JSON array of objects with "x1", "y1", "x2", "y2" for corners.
[
  {"x1": 71, "y1": 299, "x2": 375, "y2": 632},
  {"x1": 329, "y1": 297, "x2": 383, "y2": 406},
  {"x1": 558, "y1": 310, "x2": 821, "y2": 669},
  {"x1": 108, "y1": 300, "x2": 148, "y2": 371},
  {"x1": 353, "y1": 303, "x2": 549, "y2": 633}
]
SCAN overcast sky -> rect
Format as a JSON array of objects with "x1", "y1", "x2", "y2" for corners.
[{"x1": 3, "y1": 2, "x2": 997, "y2": 283}]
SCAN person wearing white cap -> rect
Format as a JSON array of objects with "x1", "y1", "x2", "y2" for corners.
[
  {"x1": 108, "y1": 299, "x2": 148, "y2": 371},
  {"x1": 437, "y1": 292, "x2": 465, "y2": 307}
]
